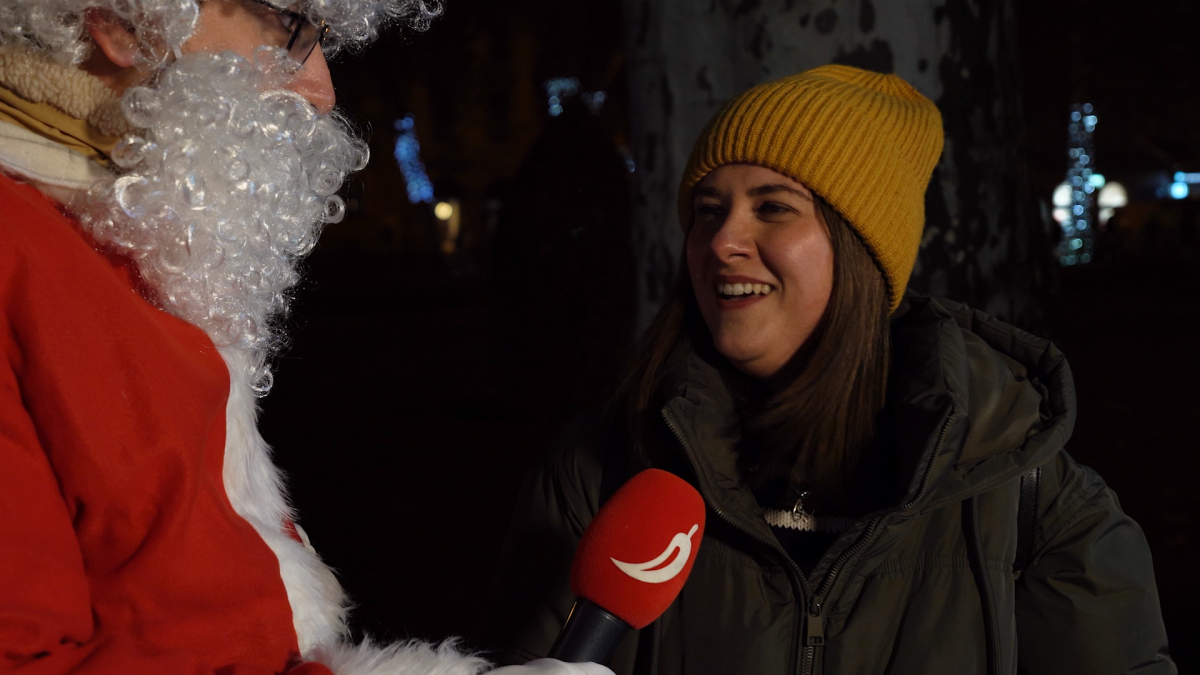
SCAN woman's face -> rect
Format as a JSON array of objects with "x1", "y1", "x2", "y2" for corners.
[{"x1": 686, "y1": 164, "x2": 834, "y2": 380}]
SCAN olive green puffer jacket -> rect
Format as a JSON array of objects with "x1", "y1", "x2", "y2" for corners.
[{"x1": 483, "y1": 295, "x2": 1176, "y2": 674}]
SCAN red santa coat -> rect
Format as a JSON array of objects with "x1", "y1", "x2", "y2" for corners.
[
  {"x1": 0, "y1": 168, "x2": 488, "y2": 675},
  {"x1": 0, "y1": 53, "x2": 488, "y2": 673},
  {"x1": 0, "y1": 170, "x2": 339, "y2": 674}
]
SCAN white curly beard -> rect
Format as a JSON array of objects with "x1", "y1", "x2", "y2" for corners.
[{"x1": 81, "y1": 47, "x2": 368, "y2": 394}]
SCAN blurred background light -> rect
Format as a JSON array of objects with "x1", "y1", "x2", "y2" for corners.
[
  {"x1": 543, "y1": 77, "x2": 580, "y2": 117},
  {"x1": 1097, "y1": 182, "x2": 1127, "y2": 209},
  {"x1": 436, "y1": 198, "x2": 462, "y2": 255},
  {"x1": 581, "y1": 90, "x2": 607, "y2": 113},
  {"x1": 393, "y1": 115, "x2": 435, "y2": 204},
  {"x1": 1053, "y1": 182, "x2": 1073, "y2": 207},
  {"x1": 1096, "y1": 181, "x2": 1127, "y2": 226},
  {"x1": 1057, "y1": 104, "x2": 1098, "y2": 266}
]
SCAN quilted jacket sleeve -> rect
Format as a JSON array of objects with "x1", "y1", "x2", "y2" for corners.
[
  {"x1": 1015, "y1": 451, "x2": 1177, "y2": 675},
  {"x1": 480, "y1": 412, "x2": 608, "y2": 667}
]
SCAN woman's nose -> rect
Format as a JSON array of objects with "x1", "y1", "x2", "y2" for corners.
[
  {"x1": 288, "y1": 47, "x2": 336, "y2": 114},
  {"x1": 708, "y1": 209, "x2": 755, "y2": 261}
]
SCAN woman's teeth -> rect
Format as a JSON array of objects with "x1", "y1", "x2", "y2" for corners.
[{"x1": 716, "y1": 282, "x2": 774, "y2": 297}]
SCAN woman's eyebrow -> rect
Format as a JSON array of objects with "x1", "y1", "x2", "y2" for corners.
[
  {"x1": 748, "y1": 184, "x2": 812, "y2": 200},
  {"x1": 694, "y1": 186, "x2": 721, "y2": 198}
]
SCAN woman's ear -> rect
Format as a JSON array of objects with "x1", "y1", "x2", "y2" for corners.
[{"x1": 84, "y1": 8, "x2": 140, "y2": 69}]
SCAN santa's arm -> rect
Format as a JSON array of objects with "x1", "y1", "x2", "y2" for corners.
[
  {"x1": 0, "y1": 396, "x2": 177, "y2": 672},
  {"x1": 0, "y1": 354, "x2": 288, "y2": 674},
  {"x1": 0, "y1": 365, "x2": 603, "y2": 675},
  {"x1": 0, "y1": 381, "x2": 457, "y2": 675},
  {"x1": 0, "y1": 375, "x2": 93, "y2": 671}
]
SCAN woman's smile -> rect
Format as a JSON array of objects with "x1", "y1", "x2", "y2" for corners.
[{"x1": 713, "y1": 274, "x2": 775, "y2": 309}]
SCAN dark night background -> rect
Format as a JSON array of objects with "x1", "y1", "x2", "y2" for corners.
[{"x1": 259, "y1": 0, "x2": 1200, "y2": 668}]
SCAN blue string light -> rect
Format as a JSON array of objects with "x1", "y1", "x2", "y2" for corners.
[
  {"x1": 394, "y1": 114, "x2": 435, "y2": 204},
  {"x1": 1057, "y1": 103, "x2": 1097, "y2": 266},
  {"x1": 543, "y1": 77, "x2": 580, "y2": 117}
]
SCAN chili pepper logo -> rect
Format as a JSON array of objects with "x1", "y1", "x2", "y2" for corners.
[{"x1": 610, "y1": 524, "x2": 699, "y2": 584}]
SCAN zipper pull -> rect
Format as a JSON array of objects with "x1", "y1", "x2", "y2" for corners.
[{"x1": 804, "y1": 601, "x2": 825, "y2": 646}]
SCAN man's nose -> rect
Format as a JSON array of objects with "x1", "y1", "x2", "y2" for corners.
[{"x1": 289, "y1": 47, "x2": 336, "y2": 114}]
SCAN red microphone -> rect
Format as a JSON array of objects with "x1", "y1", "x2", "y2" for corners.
[{"x1": 547, "y1": 469, "x2": 706, "y2": 664}]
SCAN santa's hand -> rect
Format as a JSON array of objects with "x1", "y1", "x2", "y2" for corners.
[{"x1": 489, "y1": 658, "x2": 614, "y2": 675}]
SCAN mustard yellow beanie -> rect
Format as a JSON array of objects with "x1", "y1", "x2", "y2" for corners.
[{"x1": 679, "y1": 64, "x2": 944, "y2": 311}]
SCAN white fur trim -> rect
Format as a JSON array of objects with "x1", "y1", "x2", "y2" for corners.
[
  {"x1": 0, "y1": 44, "x2": 134, "y2": 136},
  {"x1": 219, "y1": 348, "x2": 490, "y2": 674},
  {"x1": 219, "y1": 346, "x2": 350, "y2": 655},
  {"x1": 310, "y1": 639, "x2": 490, "y2": 675}
]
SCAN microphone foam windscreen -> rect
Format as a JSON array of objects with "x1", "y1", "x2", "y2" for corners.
[{"x1": 569, "y1": 469, "x2": 706, "y2": 630}]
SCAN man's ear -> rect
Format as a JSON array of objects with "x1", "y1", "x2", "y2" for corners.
[{"x1": 84, "y1": 8, "x2": 140, "y2": 68}]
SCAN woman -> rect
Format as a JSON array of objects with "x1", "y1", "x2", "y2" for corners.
[{"x1": 483, "y1": 66, "x2": 1175, "y2": 674}]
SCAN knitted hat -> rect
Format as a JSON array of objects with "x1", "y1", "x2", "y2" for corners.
[{"x1": 679, "y1": 64, "x2": 944, "y2": 312}]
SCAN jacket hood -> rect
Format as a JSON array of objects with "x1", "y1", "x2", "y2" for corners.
[
  {"x1": 661, "y1": 293, "x2": 1076, "y2": 524},
  {"x1": 886, "y1": 294, "x2": 1075, "y2": 510}
]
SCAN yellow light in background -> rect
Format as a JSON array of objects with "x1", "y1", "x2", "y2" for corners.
[
  {"x1": 434, "y1": 198, "x2": 461, "y2": 257},
  {"x1": 1097, "y1": 181, "x2": 1127, "y2": 227},
  {"x1": 1097, "y1": 182, "x2": 1128, "y2": 209}
]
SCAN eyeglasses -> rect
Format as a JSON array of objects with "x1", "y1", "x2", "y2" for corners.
[{"x1": 243, "y1": 0, "x2": 330, "y2": 65}]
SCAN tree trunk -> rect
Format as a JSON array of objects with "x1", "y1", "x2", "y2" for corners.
[{"x1": 623, "y1": 0, "x2": 1051, "y2": 332}]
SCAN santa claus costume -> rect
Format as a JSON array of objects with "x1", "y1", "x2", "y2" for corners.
[{"x1": 0, "y1": 3, "x2": 601, "y2": 675}]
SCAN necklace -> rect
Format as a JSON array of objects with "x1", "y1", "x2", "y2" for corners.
[{"x1": 762, "y1": 491, "x2": 854, "y2": 533}]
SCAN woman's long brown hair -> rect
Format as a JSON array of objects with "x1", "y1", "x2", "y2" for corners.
[{"x1": 615, "y1": 194, "x2": 891, "y2": 510}]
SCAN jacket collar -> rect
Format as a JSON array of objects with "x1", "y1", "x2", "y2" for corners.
[
  {"x1": 661, "y1": 348, "x2": 780, "y2": 547},
  {"x1": 660, "y1": 293, "x2": 1076, "y2": 525}
]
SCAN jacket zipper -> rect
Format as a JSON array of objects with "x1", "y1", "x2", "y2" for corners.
[
  {"x1": 662, "y1": 411, "x2": 810, "y2": 675},
  {"x1": 800, "y1": 407, "x2": 957, "y2": 674},
  {"x1": 663, "y1": 406, "x2": 955, "y2": 675}
]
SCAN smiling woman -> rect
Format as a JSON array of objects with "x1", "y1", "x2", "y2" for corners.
[
  {"x1": 486, "y1": 65, "x2": 1175, "y2": 675},
  {"x1": 687, "y1": 166, "x2": 835, "y2": 380},
  {"x1": 683, "y1": 163, "x2": 892, "y2": 506},
  {"x1": 635, "y1": 162, "x2": 893, "y2": 509}
]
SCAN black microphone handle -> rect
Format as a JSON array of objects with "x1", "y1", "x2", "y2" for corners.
[{"x1": 546, "y1": 598, "x2": 632, "y2": 664}]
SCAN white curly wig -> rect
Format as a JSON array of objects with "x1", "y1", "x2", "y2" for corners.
[{"x1": 0, "y1": 0, "x2": 440, "y2": 66}]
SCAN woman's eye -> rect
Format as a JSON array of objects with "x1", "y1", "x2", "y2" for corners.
[
  {"x1": 695, "y1": 203, "x2": 725, "y2": 217},
  {"x1": 756, "y1": 201, "x2": 790, "y2": 215}
]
